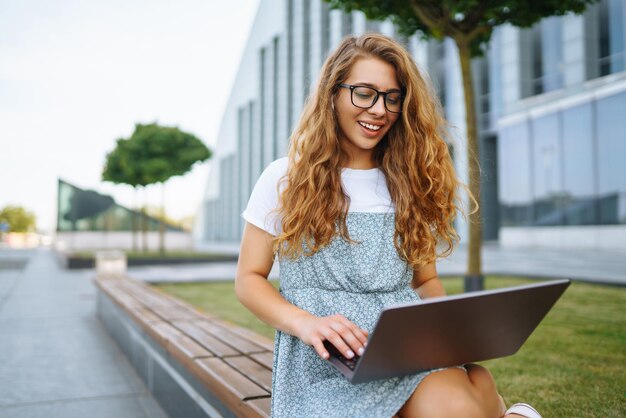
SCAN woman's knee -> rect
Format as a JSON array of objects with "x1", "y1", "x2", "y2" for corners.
[
  {"x1": 407, "y1": 388, "x2": 484, "y2": 418},
  {"x1": 399, "y1": 369, "x2": 487, "y2": 418},
  {"x1": 465, "y1": 364, "x2": 505, "y2": 414}
]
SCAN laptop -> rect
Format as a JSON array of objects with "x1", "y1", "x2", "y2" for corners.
[{"x1": 323, "y1": 279, "x2": 570, "y2": 384}]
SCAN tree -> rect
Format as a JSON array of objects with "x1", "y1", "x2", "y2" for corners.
[
  {"x1": 103, "y1": 123, "x2": 212, "y2": 253},
  {"x1": 103, "y1": 138, "x2": 145, "y2": 251},
  {"x1": 0, "y1": 205, "x2": 36, "y2": 233},
  {"x1": 326, "y1": 0, "x2": 597, "y2": 291}
]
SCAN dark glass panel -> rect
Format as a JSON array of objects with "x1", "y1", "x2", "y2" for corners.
[
  {"x1": 531, "y1": 114, "x2": 564, "y2": 225},
  {"x1": 596, "y1": 92, "x2": 626, "y2": 224},
  {"x1": 562, "y1": 103, "x2": 597, "y2": 225},
  {"x1": 498, "y1": 122, "x2": 533, "y2": 226}
]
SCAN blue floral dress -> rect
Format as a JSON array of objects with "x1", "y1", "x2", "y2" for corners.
[{"x1": 270, "y1": 212, "x2": 440, "y2": 418}]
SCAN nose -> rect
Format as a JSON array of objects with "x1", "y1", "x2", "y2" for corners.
[{"x1": 368, "y1": 95, "x2": 386, "y2": 116}]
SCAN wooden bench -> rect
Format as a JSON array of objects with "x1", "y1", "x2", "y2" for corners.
[{"x1": 94, "y1": 273, "x2": 273, "y2": 418}]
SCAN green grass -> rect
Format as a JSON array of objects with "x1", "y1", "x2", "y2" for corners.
[{"x1": 154, "y1": 277, "x2": 626, "y2": 417}]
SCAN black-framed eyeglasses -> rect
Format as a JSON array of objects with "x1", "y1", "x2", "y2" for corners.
[{"x1": 338, "y1": 83, "x2": 404, "y2": 113}]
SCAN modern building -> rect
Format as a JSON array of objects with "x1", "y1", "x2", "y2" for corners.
[
  {"x1": 56, "y1": 179, "x2": 192, "y2": 251},
  {"x1": 196, "y1": 0, "x2": 626, "y2": 250}
]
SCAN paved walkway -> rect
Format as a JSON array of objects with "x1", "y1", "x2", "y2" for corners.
[
  {"x1": 0, "y1": 249, "x2": 168, "y2": 418},
  {"x1": 129, "y1": 244, "x2": 626, "y2": 287}
]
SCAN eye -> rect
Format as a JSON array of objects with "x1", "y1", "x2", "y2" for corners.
[
  {"x1": 386, "y1": 93, "x2": 401, "y2": 105},
  {"x1": 353, "y1": 87, "x2": 376, "y2": 99}
]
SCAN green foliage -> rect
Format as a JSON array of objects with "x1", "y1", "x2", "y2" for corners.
[
  {"x1": 326, "y1": 0, "x2": 598, "y2": 56},
  {"x1": 0, "y1": 205, "x2": 37, "y2": 232},
  {"x1": 102, "y1": 138, "x2": 145, "y2": 187},
  {"x1": 102, "y1": 123, "x2": 212, "y2": 187}
]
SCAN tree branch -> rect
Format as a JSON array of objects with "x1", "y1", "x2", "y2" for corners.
[{"x1": 409, "y1": 0, "x2": 445, "y2": 35}]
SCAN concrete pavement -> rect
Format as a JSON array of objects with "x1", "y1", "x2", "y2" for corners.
[{"x1": 0, "y1": 249, "x2": 169, "y2": 418}]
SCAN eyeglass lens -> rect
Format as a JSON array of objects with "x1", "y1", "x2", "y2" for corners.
[{"x1": 352, "y1": 86, "x2": 402, "y2": 113}]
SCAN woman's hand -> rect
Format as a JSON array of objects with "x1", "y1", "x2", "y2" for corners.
[{"x1": 291, "y1": 313, "x2": 369, "y2": 360}]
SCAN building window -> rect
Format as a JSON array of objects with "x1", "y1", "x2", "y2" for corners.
[
  {"x1": 342, "y1": 11, "x2": 353, "y2": 37},
  {"x1": 596, "y1": 92, "x2": 626, "y2": 224},
  {"x1": 498, "y1": 122, "x2": 533, "y2": 226},
  {"x1": 273, "y1": 36, "x2": 280, "y2": 160},
  {"x1": 321, "y1": 1, "x2": 331, "y2": 61},
  {"x1": 599, "y1": 0, "x2": 626, "y2": 75},
  {"x1": 530, "y1": 17, "x2": 564, "y2": 96},
  {"x1": 365, "y1": 19, "x2": 379, "y2": 33},
  {"x1": 562, "y1": 103, "x2": 597, "y2": 225},
  {"x1": 428, "y1": 40, "x2": 447, "y2": 110},
  {"x1": 531, "y1": 114, "x2": 565, "y2": 225},
  {"x1": 499, "y1": 91, "x2": 626, "y2": 228},
  {"x1": 303, "y1": 0, "x2": 311, "y2": 98}
]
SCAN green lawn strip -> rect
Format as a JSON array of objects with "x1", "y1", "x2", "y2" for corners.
[
  {"x1": 154, "y1": 277, "x2": 626, "y2": 417},
  {"x1": 155, "y1": 280, "x2": 279, "y2": 339}
]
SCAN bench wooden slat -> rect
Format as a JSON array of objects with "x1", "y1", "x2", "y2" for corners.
[
  {"x1": 249, "y1": 352, "x2": 274, "y2": 370},
  {"x1": 172, "y1": 320, "x2": 241, "y2": 357},
  {"x1": 129, "y1": 307, "x2": 163, "y2": 324},
  {"x1": 223, "y1": 356, "x2": 273, "y2": 392},
  {"x1": 149, "y1": 305, "x2": 200, "y2": 321},
  {"x1": 214, "y1": 321, "x2": 275, "y2": 352},
  {"x1": 114, "y1": 293, "x2": 144, "y2": 310},
  {"x1": 151, "y1": 322, "x2": 213, "y2": 359},
  {"x1": 193, "y1": 320, "x2": 268, "y2": 355},
  {"x1": 126, "y1": 287, "x2": 177, "y2": 309},
  {"x1": 244, "y1": 397, "x2": 271, "y2": 418},
  {"x1": 96, "y1": 275, "x2": 273, "y2": 417},
  {"x1": 195, "y1": 357, "x2": 270, "y2": 401}
]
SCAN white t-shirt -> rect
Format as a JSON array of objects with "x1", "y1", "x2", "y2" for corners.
[{"x1": 242, "y1": 157, "x2": 394, "y2": 236}]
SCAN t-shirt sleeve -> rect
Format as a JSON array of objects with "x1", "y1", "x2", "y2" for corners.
[{"x1": 242, "y1": 158, "x2": 288, "y2": 236}]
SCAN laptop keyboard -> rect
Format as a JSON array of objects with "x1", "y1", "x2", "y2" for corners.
[{"x1": 323, "y1": 341, "x2": 361, "y2": 370}]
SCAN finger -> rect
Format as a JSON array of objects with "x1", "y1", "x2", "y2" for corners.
[
  {"x1": 335, "y1": 318, "x2": 368, "y2": 353},
  {"x1": 330, "y1": 321, "x2": 363, "y2": 356},
  {"x1": 324, "y1": 331, "x2": 356, "y2": 359},
  {"x1": 311, "y1": 338, "x2": 330, "y2": 360}
]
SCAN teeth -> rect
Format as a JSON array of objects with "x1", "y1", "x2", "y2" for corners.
[{"x1": 359, "y1": 121, "x2": 381, "y2": 131}]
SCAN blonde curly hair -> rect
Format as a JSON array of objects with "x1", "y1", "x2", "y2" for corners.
[{"x1": 274, "y1": 33, "x2": 464, "y2": 268}]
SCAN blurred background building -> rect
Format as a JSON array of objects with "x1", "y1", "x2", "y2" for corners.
[
  {"x1": 195, "y1": 0, "x2": 626, "y2": 250},
  {"x1": 56, "y1": 179, "x2": 192, "y2": 251}
]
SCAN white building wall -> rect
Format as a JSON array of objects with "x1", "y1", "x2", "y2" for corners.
[{"x1": 56, "y1": 231, "x2": 194, "y2": 252}]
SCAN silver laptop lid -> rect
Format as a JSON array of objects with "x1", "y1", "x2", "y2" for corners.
[{"x1": 342, "y1": 279, "x2": 570, "y2": 383}]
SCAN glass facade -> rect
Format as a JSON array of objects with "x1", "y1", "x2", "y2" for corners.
[
  {"x1": 200, "y1": 0, "x2": 626, "y2": 246},
  {"x1": 530, "y1": 17, "x2": 564, "y2": 95},
  {"x1": 56, "y1": 179, "x2": 182, "y2": 232},
  {"x1": 597, "y1": 92, "x2": 626, "y2": 224},
  {"x1": 498, "y1": 92, "x2": 626, "y2": 227},
  {"x1": 562, "y1": 103, "x2": 596, "y2": 225},
  {"x1": 599, "y1": 0, "x2": 626, "y2": 75},
  {"x1": 498, "y1": 123, "x2": 533, "y2": 226}
]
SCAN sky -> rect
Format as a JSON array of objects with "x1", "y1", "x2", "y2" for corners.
[{"x1": 0, "y1": 0, "x2": 260, "y2": 233}]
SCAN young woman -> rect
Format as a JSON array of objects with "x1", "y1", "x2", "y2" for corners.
[{"x1": 236, "y1": 34, "x2": 541, "y2": 418}]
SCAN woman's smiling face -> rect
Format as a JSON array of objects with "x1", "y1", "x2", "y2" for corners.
[{"x1": 334, "y1": 57, "x2": 401, "y2": 169}]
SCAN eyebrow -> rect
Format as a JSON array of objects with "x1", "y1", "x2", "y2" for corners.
[{"x1": 352, "y1": 82, "x2": 402, "y2": 92}]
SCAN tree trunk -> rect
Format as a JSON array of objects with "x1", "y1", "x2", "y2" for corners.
[
  {"x1": 141, "y1": 187, "x2": 148, "y2": 253},
  {"x1": 455, "y1": 37, "x2": 484, "y2": 292},
  {"x1": 131, "y1": 187, "x2": 138, "y2": 252},
  {"x1": 159, "y1": 183, "x2": 165, "y2": 255}
]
